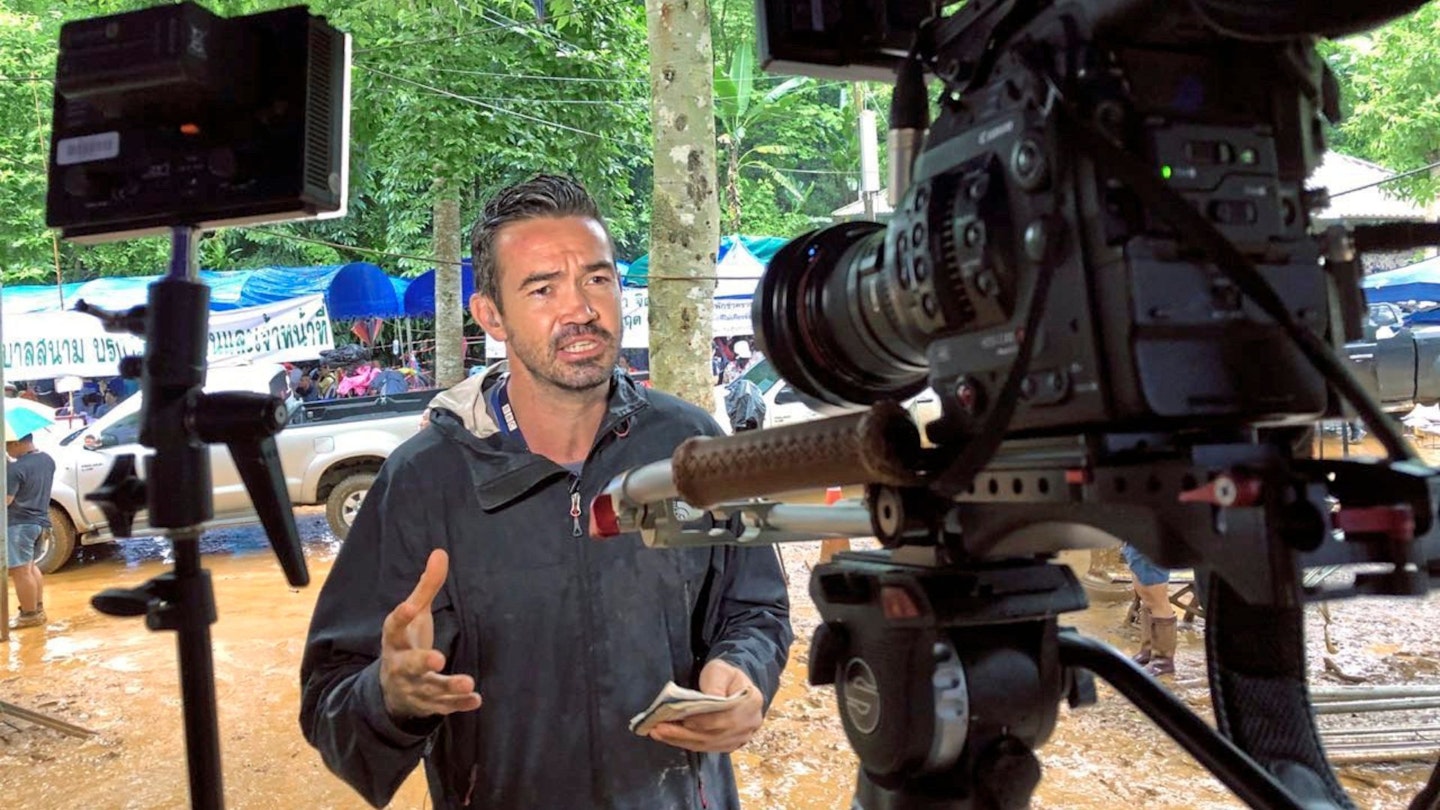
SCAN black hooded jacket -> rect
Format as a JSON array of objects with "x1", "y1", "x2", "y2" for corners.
[{"x1": 299, "y1": 368, "x2": 793, "y2": 808}]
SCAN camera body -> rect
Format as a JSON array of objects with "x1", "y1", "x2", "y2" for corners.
[{"x1": 756, "y1": 1, "x2": 1356, "y2": 440}]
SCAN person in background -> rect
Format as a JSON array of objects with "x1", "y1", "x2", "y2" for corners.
[
  {"x1": 294, "y1": 374, "x2": 320, "y2": 403},
  {"x1": 7, "y1": 431, "x2": 55, "y2": 629},
  {"x1": 3, "y1": 383, "x2": 15, "y2": 398},
  {"x1": 1123, "y1": 543, "x2": 1178, "y2": 677},
  {"x1": 315, "y1": 364, "x2": 339, "y2": 398},
  {"x1": 94, "y1": 389, "x2": 120, "y2": 418}
]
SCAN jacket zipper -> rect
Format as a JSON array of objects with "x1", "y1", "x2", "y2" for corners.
[
  {"x1": 569, "y1": 476, "x2": 583, "y2": 537},
  {"x1": 688, "y1": 751, "x2": 709, "y2": 809}
]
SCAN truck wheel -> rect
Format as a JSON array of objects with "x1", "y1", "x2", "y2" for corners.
[
  {"x1": 326, "y1": 473, "x2": 375, "y2": 540},
  {"x1": 36, "y1": 506, "x2": 77, "y2": 575}
]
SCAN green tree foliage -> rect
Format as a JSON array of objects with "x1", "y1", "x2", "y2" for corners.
[
  {"x1": 708, "y1": 0, "x2": 892, "y2": 239},
  {"x1": 1323, "y1": 4, "x2": 1440, "y2": 203},
  {"x1": 0, "y1": 0, "x2": 884, "y2": 288},
  {"x1": 0, "y1": 0, "x2": 653, "y2": 284}
]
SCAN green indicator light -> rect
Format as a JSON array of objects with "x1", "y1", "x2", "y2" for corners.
[{"x1": 1161, "y1": 165, "x2": 1173, "y2": 180}]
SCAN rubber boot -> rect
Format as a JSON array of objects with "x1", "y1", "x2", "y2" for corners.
[
  {"x1": 1144, "y1": 615, "x2": 1178, "y2": 677},
  {"x1": 1132, "y1": 604, "x2": 1153, "y2": 665}
]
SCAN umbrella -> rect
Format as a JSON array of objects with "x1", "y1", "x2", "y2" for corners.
[{"x1": 5, "y1": 399, "x2": 56, "y2": 442}]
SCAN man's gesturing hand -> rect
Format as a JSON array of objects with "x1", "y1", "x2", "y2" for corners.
[
  {"x1": 649, "y1": 659, "x2": 764, "y2": 753},
  {"x1": 380, "y1": 549, "x2": 482, "y2": 720}
]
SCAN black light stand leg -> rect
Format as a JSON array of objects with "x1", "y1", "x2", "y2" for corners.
[
  {"x1": 92, "y1": 226, "x2": 226, "y2": 810},
  {"x1": 88, "y1": 223, "x2": 306, "y2": 810},
  {"x1": 169, "y1": 531, "x2": 223, "y2": 810},
  {"x1": 152, "y1": 226, "x2": 227, "y2": 810}
]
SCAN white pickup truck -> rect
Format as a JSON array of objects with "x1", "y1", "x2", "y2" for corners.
[
  {"x1": 714, "y1": 357, "x2": 942, "y2": 433},
  {"x1": 41, "y1": 362, "x2": 429, "y2": 572}
]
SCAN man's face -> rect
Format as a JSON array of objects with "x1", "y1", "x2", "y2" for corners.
[{"x1": 472, "y1": 216, "x2": 622, "y2": 394}]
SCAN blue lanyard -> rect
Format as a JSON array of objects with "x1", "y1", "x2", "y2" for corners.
[{"x1": 487, "y1": 376, "x2": 523, "y2": 442}]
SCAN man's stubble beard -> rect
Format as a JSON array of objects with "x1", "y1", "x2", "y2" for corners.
[{"x1": 509, "y1": 323, "x2": 622, "y2": 395}]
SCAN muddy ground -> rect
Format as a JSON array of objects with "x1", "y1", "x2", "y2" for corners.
[{"x1": 3, "y1": 468, "x2": 1439, "y2": 809}]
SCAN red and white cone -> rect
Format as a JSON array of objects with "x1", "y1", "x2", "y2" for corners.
[{"x1": 819, "y1": 486, "x2": 851, "y2": 564}]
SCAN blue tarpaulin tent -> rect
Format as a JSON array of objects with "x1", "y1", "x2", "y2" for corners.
[
  {"x1": 390, "y1": 275, "x2": 412, "y2": 306},
  {"x1": 70, "y1": 273, "x2": 252, "y2": 310},
  {"x1": 1362, "y1": 256, "x2": 1440, "y2": 304},
  {"x1": 404, "y1": 261, "x2": 475, "y2": 318},
  {"x1": 69, "y1": 274, "x2": 162, "y2": 310},
  {"x1": 1, "y1": 282, "x2": 85, "y2": 315},
  {"x1": 624, "y1": 235, "x2": 787, "y2": 287},
  {"x1": 237, "y1": 262, "x2": 403, "y2": 318},
  {"x1": 2, "y1": 265, "x2": 407, "y2": 318},
  {"x1": 204, "y1": 270, "x2": 253, "y2": 310}
]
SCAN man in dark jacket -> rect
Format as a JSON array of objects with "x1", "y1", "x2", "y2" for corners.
[{"x1": 299, "y1": 174, "x2": 792, "y2": 809}]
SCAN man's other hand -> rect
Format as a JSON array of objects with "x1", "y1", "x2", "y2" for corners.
[
  {"x1": 380, "y1": 549, "x2": 483, "y2": 720},
  {"x1": 649, "y1": 658, "x2": 764, "y2": 753}
]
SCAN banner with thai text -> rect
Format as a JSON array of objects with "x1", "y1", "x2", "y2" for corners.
[{"x1": 2, "y1": 294, "x2": 334, "y2": 381}]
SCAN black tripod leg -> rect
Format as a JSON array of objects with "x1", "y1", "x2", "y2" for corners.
[
  {"x1": 1407, "y1": 756, "x2": 1440, "y2": 810},
  {"x1": 1206, "y1": 573, "x2": 1355, "y2": 809}
]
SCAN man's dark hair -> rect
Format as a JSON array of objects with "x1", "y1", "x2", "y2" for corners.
[{"x1": 469, "y1": 174, "x2": 609, "y2": 311}]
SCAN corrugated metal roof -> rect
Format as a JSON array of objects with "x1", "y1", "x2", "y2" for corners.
[{"x1": 1311, "y1": 152, "x2": 1427, "y2": 222}]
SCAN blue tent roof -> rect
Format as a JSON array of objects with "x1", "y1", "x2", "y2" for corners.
[
  {"x1": 404, "y1": 261, "x2": 475, "y2": 318},
  {"x1": 1362, "y1": 256, "x2": 1440, "y2": 304},
  {"x1": 391, "y1": 275, "x2": 412, "y2": 304},
  {"x1": 624, "y1": 235, "x2": 788, "y2": 287},
  {"x1": 3, "y1": 266, "x2": 408, "y2": 318},
  {"x1": 1, "y1": 282, "x2": 85, "y2": 315},
  {"x1": 237, "y1": 262, "x2": 403, "y2": 318},
  {"x1": 202, "y1": 270, "x2": 253, "y2": 311},
  {"x1": 5, "y1": 275, "x2": 248, "y2": 314},
  {"x1": 70, "y1": 274, "x2": 163, "y2": 311}
]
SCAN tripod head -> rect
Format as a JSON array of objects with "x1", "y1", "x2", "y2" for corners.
[{"x1": 75, "y1": 243, "x2": 307, "y2": 586}]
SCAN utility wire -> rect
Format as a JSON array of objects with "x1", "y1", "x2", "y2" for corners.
[
  {"x1": 352, "y1": 0, "x2": 638, "y2": 55},
  {"x1": 359, "y1": 66, "x2": 614, "y2": 141},
  {"x1": 418, "y1": 66, "x2": 841, "y2": 89},
  {"x1": 233, "y1": 226, "x2": 463, "y2": 267},
  {"x1": 1329, "y1": 159, "x2": 1440, "y2": 198}
]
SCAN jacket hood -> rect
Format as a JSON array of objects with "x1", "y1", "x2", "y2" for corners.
[
  {"x1": 426, "y1": 361, "x2": 508, "y2": 439},
  {"x1": 423, "y1": 363, "x2": 652, "y2": 511}
]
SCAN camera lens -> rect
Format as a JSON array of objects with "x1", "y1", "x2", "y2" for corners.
[{"x1": 753, "y1": 221, "x2": 931, "y2": 412}]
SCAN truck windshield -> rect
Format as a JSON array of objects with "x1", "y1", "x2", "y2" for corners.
[{"x1": 740, "y1": 358, "x2": 782, "y2": 395}]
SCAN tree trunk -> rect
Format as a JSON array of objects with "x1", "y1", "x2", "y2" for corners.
[
  {"x1": 646, "y1": 0, "x2": 721, "y2": 411},
  {"x1": 433, "y1": 183, "x2": 465, "y2": 389}
]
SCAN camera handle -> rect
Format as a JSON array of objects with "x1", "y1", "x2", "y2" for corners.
[{"x1": 81, "y1": 226, "x2": 308, "y2": 810}]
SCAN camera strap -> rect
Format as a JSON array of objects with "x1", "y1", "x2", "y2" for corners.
[{"x1": 1206, "y1": 575, "x2": 1357, "y2": 808}]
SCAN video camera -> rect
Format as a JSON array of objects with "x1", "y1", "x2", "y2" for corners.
[{"x1": 594, "y1": 2, "x2": 1440, "y2": 808}]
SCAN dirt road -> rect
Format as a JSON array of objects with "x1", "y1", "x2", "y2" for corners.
[{"x1": 2, "y1": 503, "x2": 1437, "y2": 809}]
